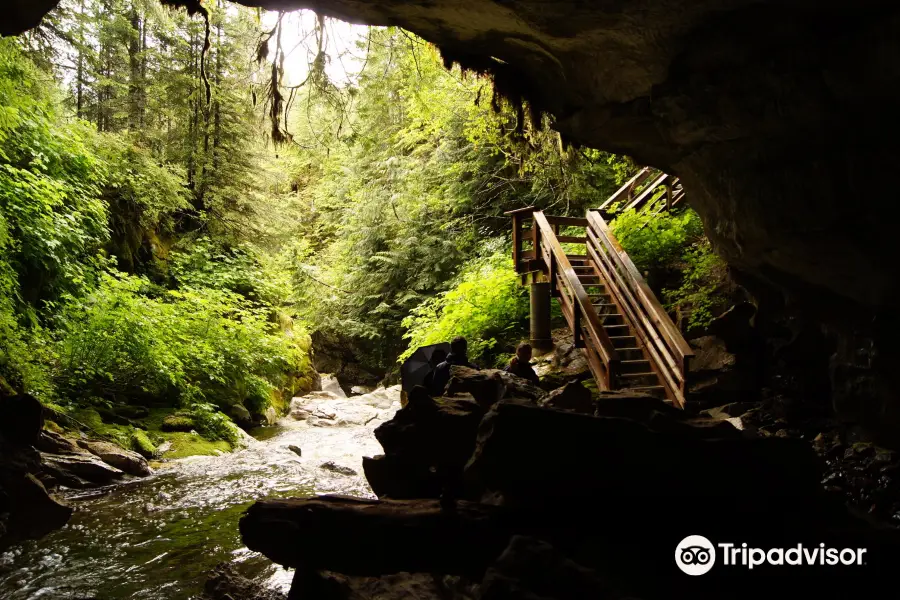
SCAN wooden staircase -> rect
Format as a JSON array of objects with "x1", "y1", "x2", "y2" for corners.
[{"x1": 507, "y1": 175, "x2": 693, "y2": 407}]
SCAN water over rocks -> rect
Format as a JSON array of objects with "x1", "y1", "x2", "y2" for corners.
[
  {"x1": 1, "y1": 383, "x2": 403, "y2": 599},
  {"x1": 290, "y1": 376, "x2": 399, "y2": 428}
]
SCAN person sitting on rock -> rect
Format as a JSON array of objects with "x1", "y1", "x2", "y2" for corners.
[
  {"x1": 429, "y1": 337, "x2": 478, "y2": 396},
  {"x1": 505, "y1": 342, "x2": 540, "y2": 385},
  {"x1": 423, "y1": 348, "x2": 447, "y2": 396}
]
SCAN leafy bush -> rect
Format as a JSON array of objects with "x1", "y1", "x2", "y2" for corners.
[
  {"x1": 0, "y1": 41, "x2": 109, "y2": 308},
  {"x1": 243, "y1": 375, "x2": 275, "y2": 420},
  {"x1": 610, "y1": 208, "x2": 704, "y2": 275},
  {"x1": 53, "y1": 271, "x2": 312, "y2": 419},
  {"x1": 400, "y1": 248, "x2": 528, "y2": 366},
  {"x1": 663, "y1": 241, "x2": 727, "y2": 330},
  {"x1": 186, "y1": 402, "x2": 239, "y2": 444},
  {"x1": 611, "y1": 207, "x2": 728, "y2": 331},
  {"x1": 170, "y1": 237, "x2": 290, "y2": 306}
]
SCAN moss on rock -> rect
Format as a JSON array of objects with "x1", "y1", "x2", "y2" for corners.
[
  {"x1": 131, "y1": 429, "x2": 157, "y2": 458},
  {"x1": 160, "y1": 432, "x2": 231, "y2": 459},
  {"x1": 161, "y1": 414, "x2": 195, "y2": 432}
]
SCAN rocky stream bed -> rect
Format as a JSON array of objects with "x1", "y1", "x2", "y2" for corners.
[{"x1": 0, "y1": 382, "x2": 399, "y2": 599}]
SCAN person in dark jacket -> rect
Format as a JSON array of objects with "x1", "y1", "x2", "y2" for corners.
[
  {"x1": 429, "y1": 337, "x2": 478, "y2": 396},
  {"x1": 505, "y1": 342, "x2": 540, "y2": 385},
  {"x1": 422, "y1": 348, "x2": 447, "y2": 397}
]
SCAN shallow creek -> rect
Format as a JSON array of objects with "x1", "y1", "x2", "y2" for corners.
[{"x1": 0, "y1": 385, "x2": 399, "y2": 599}]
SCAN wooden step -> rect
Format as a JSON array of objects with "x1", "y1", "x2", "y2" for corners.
[
  {"x1": 619, "y1": 359, "x2": 651, "y2": 374},
  {"x1": 602, "y1": 323, "x2": 631, "y2": 335},
  {"x1": 615, "y1": 347, "x2": 646, "y2": 361},
  {"x1": 619, "y1": 372, "x2": 661, "y2": 387},
  {"x1": 609, "y1": 335, "x2": 637, "y2": 349},
  {"x1": 597, "y1": 313, "x2": 624, "y2": 325},
  {"x1": 623, "y1": 385, "x2": 667, "y2": 399}
]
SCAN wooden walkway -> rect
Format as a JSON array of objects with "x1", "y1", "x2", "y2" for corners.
[{"x1": 507, "y1": 172, "x2": 693, "y2": 407}]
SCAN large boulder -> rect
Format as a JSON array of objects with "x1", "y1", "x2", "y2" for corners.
[
  {"x1": 362, "y1": 454, "x2": 442, "y2": 500},
  {"x1": 0, "y1": 433, "x2": 72, "y2": 551},
  {"x1": 202, "y1": 563, "x2": 287, "y2": 600},
  {"x1": 229, "y1": 403, "x2": 254, "y2": 429},
  {"x1": 35, "y1": 430, "x2": 83, "y2": 455},
  {"x1": 446, "y1": 367, "x2": 546, "y2": 408},
  {"x1": 688, "y1": 335, "x2": 761, "y2": 407},
  {"x1": 533, "y1": 329, "x2": 592, "y2": 390},
  {"x1": 479, "y1": 536, "x2": 611, "y2": 600},
  {"x1": 0, "y1": 472, "x2": 72, "y2": 551},
  {"x1": 463, "y1": 400, "x2": 834, "y2": 522},
  {"x1": 365, "y1": 387, "x2": 486, "y2": 498},
  {"x1": 0, "y1": 393, "x2": 44, "y2": 446},
  {"x1": 540, "y1": 381, "x2": 594, "y2": 414},
  {"x1": 40, "y1": 452, "x2": 125, "y2": 488},
  {"x1": 77, "y1": 439, "x2": 152, "y2": 476}
]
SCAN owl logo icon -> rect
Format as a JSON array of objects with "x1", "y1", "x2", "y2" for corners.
[{"x1": 675, "y1": 535, "x2": 716, "y2": 575}]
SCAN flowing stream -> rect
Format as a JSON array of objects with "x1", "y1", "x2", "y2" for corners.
[{"x1": 0, "y1": 384, "x2": 399, "y2": 600}]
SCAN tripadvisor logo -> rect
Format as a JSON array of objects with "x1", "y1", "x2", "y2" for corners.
[{"x1": 674, "y1": 535, "x2": 868, "y2": 576}]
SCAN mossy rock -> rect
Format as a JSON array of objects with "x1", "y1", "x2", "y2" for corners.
[
  {"x1": 160, "y1": 432, "x2": 232, "y2": 459},
  {"x1": 44, "y1": 420, "x2": 64, "y2": 434},
  {"x1": 116, "y1": 405, "x2": 150, "y2": 419},
  {"x1": 161, "y1": 414, "x2": 195, "y2": 432},
  {"x1": 131, "y1": 429, "x2": 157, "y2": 458}
]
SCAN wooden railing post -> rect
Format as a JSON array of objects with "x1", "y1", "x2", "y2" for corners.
[{"x1": 505, "y1": 206, "x2": 536, "y2": 274}]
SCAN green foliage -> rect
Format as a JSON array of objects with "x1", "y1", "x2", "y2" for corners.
[
  {"x1": 0, "y1": 40, "x2": 108, "y2": 308},
  {"x1": 292, "y1": 29, "x2": 634, "y2": 369},
  {"x1": 243, "y1": 375, "x2": 274, "y2": 420},
  {"x1": 610, "y1": 208, "x2": 704, "y2": 275},
  {"x1": 0, "y1": 29, "x2": 314, "y2": 451},
  {"x1": 185, "y1": 403, "x2": 239, "y2": 444},
  {"x1": 170, "y1": 237, "x2": 290, "y2": 306},
  {"x1": 663, "y1": 241, "x2": 727, "y2": 330},
  {"x1": 400, "y1": 248, "x2": 528, "y2": 366},
  {"x1": 611, "y1": 207, "x2": 727, "y2": 331},
  {"x1": 54, "y1": 271, "x2": 310, "y2": 418},
  {"x1": 162, "y1": 414, "x2": 195, "y2": 431}
]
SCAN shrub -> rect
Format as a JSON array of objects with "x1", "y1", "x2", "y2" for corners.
[
  {"x1": 611, "y1": 207, "x2": 728, "y2": 332},
  {"x1": 243, "y1": 375, "x2": 275, "y2": 420},
  {"x1": 187, "y1": 403, "x2": 239, "y2": 444},
  {"x1": 663, "y1": 241, "x2": 728, "y2": 331},
  {"x1": 53, "y1": 271, "x2": 312, "y2": 418},
  {"x1": 610, "y1": 208, "x2": 704, "y2": 274},
  {"x1": 400, "y1": 249, "x2": 528, "y2": 366}
]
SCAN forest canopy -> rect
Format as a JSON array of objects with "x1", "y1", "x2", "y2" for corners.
[{"x1": 1, "y1": 1, "x2": 722, "y2": 456}]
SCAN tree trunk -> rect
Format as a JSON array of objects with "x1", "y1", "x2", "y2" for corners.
[{"x1": 128, "y1": 3, "x2": 141, "y2": 130}]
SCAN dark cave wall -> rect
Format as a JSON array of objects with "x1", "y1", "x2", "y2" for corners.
[{"x1": 6, "y1": 0, "x2": 900, "y2": 443}]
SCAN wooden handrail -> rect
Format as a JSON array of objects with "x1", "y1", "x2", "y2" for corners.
[
  {"x1": 624, "y1": 173, "x2": 669, "y2": 212},
  {"x1": 532, "y1": 211, "x2": 619, "y2": 389},
  {"x1": 586, "y1": 209, "x2": 693, "y2": 406},
  {"x1": 598, "y1": 167, "x2": 653, "y2": 212}
]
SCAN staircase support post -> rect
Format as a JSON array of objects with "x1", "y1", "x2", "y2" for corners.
[{"x1": 529, "y1": 282, "x2": 552, "y2": 352}]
